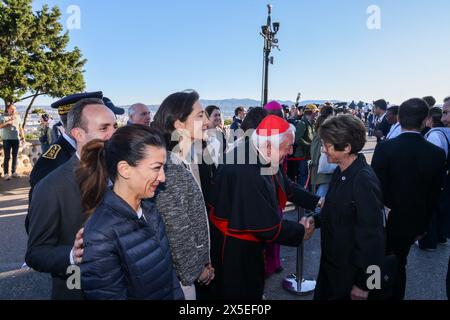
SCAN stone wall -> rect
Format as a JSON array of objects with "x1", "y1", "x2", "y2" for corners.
[{"x1": 0, "y1": 140, "x2": 42, "y2": 175}]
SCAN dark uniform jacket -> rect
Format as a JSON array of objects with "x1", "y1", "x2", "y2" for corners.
[
  {"x1": 81, "y1": 190, "x2": 184, "y2": 300},
  {"x1": 372, "y1": 133, "x2": 446, "y2": 238},
  {"x1": 26, "y1": 135, "x2": 76, "y2": 233},
  {"x1": 29, "y1": 135, "x2": 76, "y2": 190},
  {"x1": 25, "y1": 155, "x2": 84, "y2": 300},
  {"x1": 313, "y1": 154, "x2": 385, "y2": 300}
]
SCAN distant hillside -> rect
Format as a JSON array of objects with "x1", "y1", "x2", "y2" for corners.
[
  {"x1": 197, "y1": 99, "x2": 343, "y2": 109},
  {"x1": 7, "y1": 98, "x2": 347, "y2": 120}
]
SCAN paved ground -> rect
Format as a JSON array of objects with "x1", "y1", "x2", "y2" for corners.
[
  {"x1": 0, "y1": 136, "x2": 448, "y2": 300},
  {"x1": 264, "y1": 208, "x2": 449, "y2": 300}
]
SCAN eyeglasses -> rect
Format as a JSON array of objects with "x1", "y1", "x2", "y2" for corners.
[{"x1": 321, "y1": 140, "x2": 334, "y2": 150}]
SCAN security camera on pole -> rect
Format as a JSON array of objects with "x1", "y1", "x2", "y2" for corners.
[{"x1": 260, "y1": 4, "x2": 280, "y2": 107}]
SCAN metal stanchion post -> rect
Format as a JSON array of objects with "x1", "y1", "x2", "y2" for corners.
[{"x1": 282, "y1": 206, "x2": 316, "y2": 296}]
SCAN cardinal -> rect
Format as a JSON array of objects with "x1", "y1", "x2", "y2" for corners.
[{"x1": 208, "y1": 115, "x2": 321, "y2": 300}]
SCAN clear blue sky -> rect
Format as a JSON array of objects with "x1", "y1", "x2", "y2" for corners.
[{"x1": 31, "y1": 0, "x2": 450, "y2": 106}]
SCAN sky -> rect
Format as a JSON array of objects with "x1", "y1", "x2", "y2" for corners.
[{"x1": 30, "y1": 0, "x2": 450, "y2": 106}]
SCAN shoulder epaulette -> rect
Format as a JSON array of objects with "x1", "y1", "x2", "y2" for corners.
[{"x1": 42, "y1": 145, "x2": 62, "y2": 160}]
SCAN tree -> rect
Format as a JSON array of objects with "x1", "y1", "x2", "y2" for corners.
[
  {"x1": 0, "y1": 0, "x2": 34, "y2": 107},
  {"x1": 0, "y1": 0, "x2": 86, "y2": 127}
]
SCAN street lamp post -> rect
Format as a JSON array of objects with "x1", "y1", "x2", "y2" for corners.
[{"x1": 260, "y1": 4, "x2": 280, "y2": 107}]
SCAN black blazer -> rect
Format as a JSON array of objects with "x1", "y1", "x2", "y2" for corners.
[
  {"x1": 26, "y1": 155, "x2": 84, "y2": 300},
  {"x1": 375, "y1": 115, "x2": 392, "y2": 143},
  {"x1": 313, "y1": 155, "x2": 385, "y2": 300},
  {"x1": 372, "y1": 133, "x2": 446, "y2": 238},
  {"x1": 27, "y1": 135, "x2": 76, "y2": 233},
  {"x1": 29, "y1": 135, "x2": 76, "y2": 191}
]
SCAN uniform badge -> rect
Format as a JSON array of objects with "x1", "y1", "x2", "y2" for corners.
[{"x1": 42, "y1": 145, "x2": 62, "y2": 160}]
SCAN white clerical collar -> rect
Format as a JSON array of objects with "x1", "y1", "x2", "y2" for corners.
[{"x1": 62, "y1": 132, "x2": 77, "y2": 150}]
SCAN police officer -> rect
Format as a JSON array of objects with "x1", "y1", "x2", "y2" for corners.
[
  {"x1": 25, "y1": 98, "x2": 117, "y2": 300},
  {"x1": 29, "y1": 92, "x2": 103, "y2": 194},
  {"x1": 26, "y1": 92, "x2": 124, "y2": 232}
]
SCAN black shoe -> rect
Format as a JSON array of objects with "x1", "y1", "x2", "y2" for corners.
[
  {"x1": 415, "y1": 241, "x2": 437, "y2": 252},
  {"x1": 419, "y1": 245, "x2": 437, "y2": 252}
]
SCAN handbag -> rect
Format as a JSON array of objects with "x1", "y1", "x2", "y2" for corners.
[{"x1": 317, "y1": 152, "x2": 337, "y2": 174}]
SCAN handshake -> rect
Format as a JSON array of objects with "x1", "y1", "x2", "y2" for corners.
[{"x1": 299, "y1": 215, "x2": 315, "y2": 241}]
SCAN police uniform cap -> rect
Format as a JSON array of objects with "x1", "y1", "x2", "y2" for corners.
[
  {"x1": 103, "y1": 97, "x2": 125, "y2": 115},
  {"x1": 51, "y1": 91, "x2": 104, "y2": 116}
]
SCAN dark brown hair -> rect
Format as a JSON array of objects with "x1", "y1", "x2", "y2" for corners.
[
  {"x1": 399, "y1": 98, "x2": 429, "y2": 130},
  {"x1": 423, "y1": 96, "x2": 436, "y2": 108},
  {"x1": 314, "y1": 105, "x2": 335, "y2": 131},
  {"x1": 319, "y1": 115, "x2": 367, "y2": 154},
  {"x1": 151, "y1": 90, "x2": 200, "y2": 151},
  {"x1": 205, "y1": 105, "x2": 220, "y2": 117},
  {"x1": 428, "y1": 107, "x2": 444, "y2": 128},
  {"x1": 77, "y1": 125, "x2": 166, "y2": 220},
  {"x1": 241, "y1": 107, "x2": 268, "y2": 131}
]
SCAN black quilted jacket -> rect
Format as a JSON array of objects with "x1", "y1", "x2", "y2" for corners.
[{"x1": 80, "y1": 189, "x2": 184, "y2": 300}]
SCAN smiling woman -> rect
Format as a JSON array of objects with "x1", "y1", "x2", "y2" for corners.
[
  {"x1": 151, "y1": 90, "x2": 213, "y2": 300},
  {"x1": 313, "y1": 115, "x2": 385, "y2": 300},
  {"x1": 75, "y1": 125, "x2": 184, "y2": 300}
]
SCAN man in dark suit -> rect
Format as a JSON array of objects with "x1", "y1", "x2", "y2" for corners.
[
  {"x1": 441, "y1": 99, "x2": 450, "y2": 300},
  {"x1": 373, "y1": 99, "x2": 392, "y2": 143},
  {"x1": 26, "y1": 98, "x2": 117, "y2": 300},
  {"x1": 372, "y1": 98, "x2": 447, "y2": 300}
]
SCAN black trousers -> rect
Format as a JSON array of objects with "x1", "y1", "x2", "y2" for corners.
[
  {"x1": 385, "y1": 231, "x2": 415, "y2": 300},
  {"x1": 419, "y1": 206, "x2": 448, "y2": 249},
  {"x1": 2, "y1": 139, "x2": 20, "y2": 175}
]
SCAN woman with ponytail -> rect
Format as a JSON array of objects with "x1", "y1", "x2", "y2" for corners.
[
  {"x1": 151, "y1": 90, "x2": 214, "y2": 300},
  {"x1": 77, "y1": 125, "x2": 184, "y2": 300}
]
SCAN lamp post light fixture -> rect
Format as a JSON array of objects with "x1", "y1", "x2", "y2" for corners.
[{"x1": 260, "y1": 4, "x2": 280, "y2": 107}]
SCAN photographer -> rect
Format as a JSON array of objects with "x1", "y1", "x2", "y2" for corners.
[{"x1": 38, "y1": 114, "x2": 53, "y2": 154}]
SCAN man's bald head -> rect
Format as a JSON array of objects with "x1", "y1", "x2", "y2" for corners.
[{"x1": 129, "y1": 103, "x2": 151, "y2": 126}]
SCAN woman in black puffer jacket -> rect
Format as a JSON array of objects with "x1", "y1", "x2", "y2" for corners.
[{"x1": 77, "y1": 125, "x2": 184, "y2": 300}]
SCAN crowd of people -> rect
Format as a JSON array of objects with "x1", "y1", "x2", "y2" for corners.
[{"x1": 1, "y1": 91, "x2": 449, "y2": 300}]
